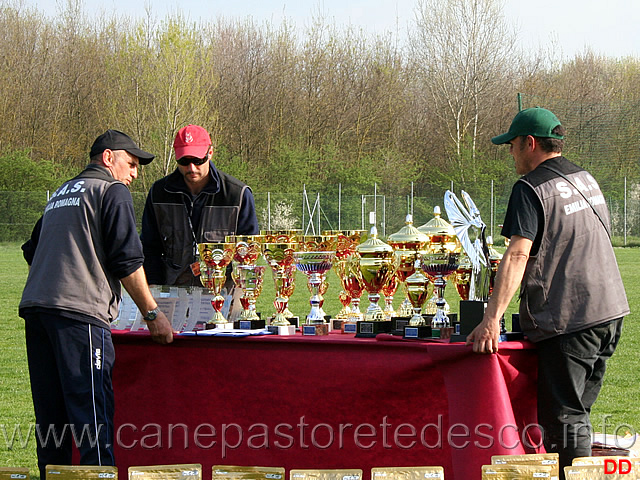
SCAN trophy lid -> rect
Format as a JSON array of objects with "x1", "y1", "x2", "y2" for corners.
[
  {"x1": 356, "y1": 226, "x2": 393, "y2": 255},
  {"x1": 387, "y1": 214, "x2": 429, "y2": 250},
  {"x1": 417, "y1": 207, "x2": 456, "y2": 236},
  {"x1": 298, "y1": 234, "x2": 337, "y2": 252}
]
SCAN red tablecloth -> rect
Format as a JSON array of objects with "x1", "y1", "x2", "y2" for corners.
[{"x1": 111, "y1": 331, "x2": 541, "y2": 480}]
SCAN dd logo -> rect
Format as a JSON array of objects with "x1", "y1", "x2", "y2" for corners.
[{"x1": 604, "y1": 459, "x2": 632, "y2": 474}]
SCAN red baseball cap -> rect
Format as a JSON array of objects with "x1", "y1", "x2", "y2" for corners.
[{"x1": 173, "y1": 125, "x2": 211, "y2": 160}]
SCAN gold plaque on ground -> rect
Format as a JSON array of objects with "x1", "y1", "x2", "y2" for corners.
[
  {"x1": 128, "y1": 464, "x2": 201, "y2": 479},
  {"x1": 0, "y1": 467, "x2": 30, "y2": 479},
  {"x1": 371, "y1": 466, "x2": 444, "y2": 480},
  {"x1": 573, "y1": 456, "x2": 638, "y2": 466},
  {"x1": 481, "y1": 464, "x2": 552, "y2": 480},
  {"x1": 492, "y1": 453, "x2": 559, "y2": 480},
  {"x1": 46, "y1": 465, "x2": 117, "y2": 479},
  {"x1": 290, "y1": 469, "x2": 362, "y2": 480},
  {"x1": 564, "y1": 465, "x2": 617, "y2": 480},
  {"x1": 212, "y1": 465, "x2": 285, "y2": 480}
]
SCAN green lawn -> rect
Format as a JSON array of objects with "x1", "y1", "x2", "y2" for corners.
[{"x1": 1, "y1": 243, "x2": 638, "y2": 478}]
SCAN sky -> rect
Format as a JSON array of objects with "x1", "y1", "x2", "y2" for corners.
[{"x1": 24, "y1": 0, "x2": 640, "y2": 59}]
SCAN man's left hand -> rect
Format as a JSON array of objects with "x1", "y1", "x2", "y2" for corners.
[{"x1": 466, "y1": 318, "x2": 501, "y2": 354}]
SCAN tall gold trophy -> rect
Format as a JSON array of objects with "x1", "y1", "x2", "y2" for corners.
[
  {"x1": 453, "y1": 253, "x2": 472, "y2": 301},
  {"x1": 355, "y1": 226, "x2": 397, "y2": 337},
  {"x1": 404, "y1": 267, "x2": 433, "y2": 328},
  {"x1": 198, "y1": 242, "x2": 235, "y2": 329},
  {"x1": 227, "y1": 235, "x2": 266, "y2": 329},
  {"x1": 420, "y1": 250, "x2": 460, "y2": 330},
  {"x1": 262, "y1": 235, "x2": 298, "y2": 336},
  {"x1": 325, "y1": 230, "x2": 366, "y2": 332},
  {"x1": 418, "y1": 206, "x2": 459, "y2": 315},
  {"x1": 342, "y1": 252, "x2": 366, "y2": 322},
  {"x1": 294, "y1": 235, "x2": 337, "y2": 335},
  {"x1": 387, "y1": 214, "x2": 430, "y2": 332}
]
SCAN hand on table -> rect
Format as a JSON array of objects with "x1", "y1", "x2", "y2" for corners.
[
  {"x1": 466, "y1": 317, "x2": 501, "y2": 354},
  {"x1": 146, "y1": 311, "x2": 175, "y2": 344}
]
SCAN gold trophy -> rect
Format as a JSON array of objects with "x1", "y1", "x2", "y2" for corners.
[
  {"x1": 381, "y1": 274, "x2": 399, "y2": 320},
  {"x1": 418, "y1": 206, "x2": 459, "y2": 315},
  {"x1": 261, "y1": 230, "x2": 301, "y2": 320},
  {"x1": 342, "y1": 252, "x2": 366, "y2": 323},
  {"x1": 453, "y1": 253, "x2": 472, "y2": 301},
  {"x1": 405, "y1": 268, "x2": 433, "y2": 327},
  {"x1": 227, "y1": 235, "x2": 266, "y2": 329},
  {"x1": 262, "y1": 240, "x2": 297, "y2": 335},
  {"x1": 387, "y1": 214, "x2": 430, "y2": 331},
  {"x1": 324, "y1": 229, "x2": 366, "y2": 332},
  {"x1": 420, "y1": 250, "x2": 460, "y2": 334},
  {"x1": 294, "y1": 235, "x2": 337, "y2": 335},
  {"x1": 198, "y1": 242, "x2": 235, "y2": 329},
  {"x1": 355, "y1": 226, "x2": 397, "y2": 337}
]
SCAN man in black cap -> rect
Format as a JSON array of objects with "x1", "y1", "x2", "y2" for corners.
[
  {"x1": 20, "y1": 129, "x2": 174, "y2": 478},
  {"x1": 466, "y1": 108, "x2": 629, "y2": 475}
]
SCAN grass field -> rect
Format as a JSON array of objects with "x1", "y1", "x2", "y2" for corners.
[{"x1": 1, "y1": 243, "x2": 638, "y2": 478}]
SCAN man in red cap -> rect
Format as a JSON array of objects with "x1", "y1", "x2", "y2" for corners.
[{"x1": 140, "y1": 124, "x2": 258, "y2": 293}]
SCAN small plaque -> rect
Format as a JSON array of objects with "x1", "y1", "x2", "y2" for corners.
[
  {"x1": 356, "y1": 320, "x2": 392, "y2": 338},
  {"x1": 267, "y1": 325, "x2": 296, "y2": 336},
  {"x1": 403, "y1": 325, "x2": 432, "y2": 339},
  {"x1": 360, "y1": 322, "x2": 374, "y2": 334},
  {"x1": 0, "y1": 467, "x2": 30, "y2": 480},
  {"x1": 234, "y1": 319, "x2": 266, "y2": 330},
  {"x1": 302, "y1": 324, "x2": 329, "y2": 336},
  {"x1": 342, "y1": 322, "x2": 357, "y2": 334},
  {"x1": 129, "y1": 463, "x2": 202, "y2": 479},
  {"x1": 391, "y1": 316, "x2": 410, "y2": 335},
  {"x1": 205, "y1": 322, "x2": 234, "y2": 330},
  {"x1": 46, "y1": 465, "x2": 118, "y2": 479}
]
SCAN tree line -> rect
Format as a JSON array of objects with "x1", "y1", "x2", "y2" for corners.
[{"x1": 1, "y1": 0, "x2": 639, "y2": 202}]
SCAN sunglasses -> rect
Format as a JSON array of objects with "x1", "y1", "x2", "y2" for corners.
[{"x1": 177, "y1": 155, "x2": 208, "y2": 166}]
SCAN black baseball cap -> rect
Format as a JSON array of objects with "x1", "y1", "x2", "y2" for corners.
[{"x1": 90, "y1": 129, "x2": 155, "y2": 165}]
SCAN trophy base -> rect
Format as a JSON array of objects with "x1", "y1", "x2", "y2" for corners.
[
  {"x1": 501, "y1": 331, "x2": 525, "y2": 341},
  {"x1": 459, "y1": 300, "x2": 487, "y2": 335},
  {"x1": 331, "y1": 319, "x2": 358, "y2": 334},
  {"x1": 403, "y1": 325, "x2": 433, "y2": 339},
  {"x1": 391, "y1": 316, "x2": 411, "y2": 335},
  {"x1": 355, "y1": 320, "x2": 393, "y2": 338},
  {"x1": 267, "y1": 325, "x2": 297, "y2": 336},
  {"x1": 404, "y1": 326, "x2": 455, "y2": 340},
  {"x1": 302, "y1": 324, "x2": 329, "y2": 336},
  {"x1": 269, "y1": 316, "x2": 299, "y2": 328},
  {"x1": 206, "y1": 322, "x2": 234, "y2": 330},
  {"x1": 234, "y1": 319, "x2": 266, "y2": 330}
]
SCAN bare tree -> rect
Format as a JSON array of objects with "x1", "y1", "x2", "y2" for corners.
[{"x1": 409, "y1": 0, "x2": 517, "y2": 185}]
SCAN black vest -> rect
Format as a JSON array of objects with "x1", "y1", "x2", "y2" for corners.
[
  {"x1": 148, "y1": 169, "x2": 249, "y2": 285},
  {"x1": 518, "y1": 157, "x2": 629, "y2": 341}
]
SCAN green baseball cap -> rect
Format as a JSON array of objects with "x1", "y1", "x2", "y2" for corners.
[{"x1": 491, "y1": 107, "x2": 564, "y2": 145}]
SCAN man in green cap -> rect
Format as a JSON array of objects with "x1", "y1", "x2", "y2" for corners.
[{"x1": 466, "y1": 107, "x2": 629, "y2": 475}]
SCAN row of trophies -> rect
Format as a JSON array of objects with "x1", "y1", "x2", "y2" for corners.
[{"x1": 198, "y1": 190, "x2": 503, "y2": 338}]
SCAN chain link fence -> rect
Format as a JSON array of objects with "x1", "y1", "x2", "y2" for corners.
[{"x1": 4, "y1": 184, "x2": 639, "y2": 246}]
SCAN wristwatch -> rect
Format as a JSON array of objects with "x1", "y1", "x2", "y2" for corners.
[{"x1": 143, "y1": 308, "x2": 159, "y2": 322}]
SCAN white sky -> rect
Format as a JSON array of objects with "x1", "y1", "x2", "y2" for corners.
[{"x1": 25, "y1": 0, "x2": 640, "y2": 59}]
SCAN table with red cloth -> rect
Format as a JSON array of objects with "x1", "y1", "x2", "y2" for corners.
[{"x1": 111, "y1": 331, "x2": 542, "y2": 480}]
